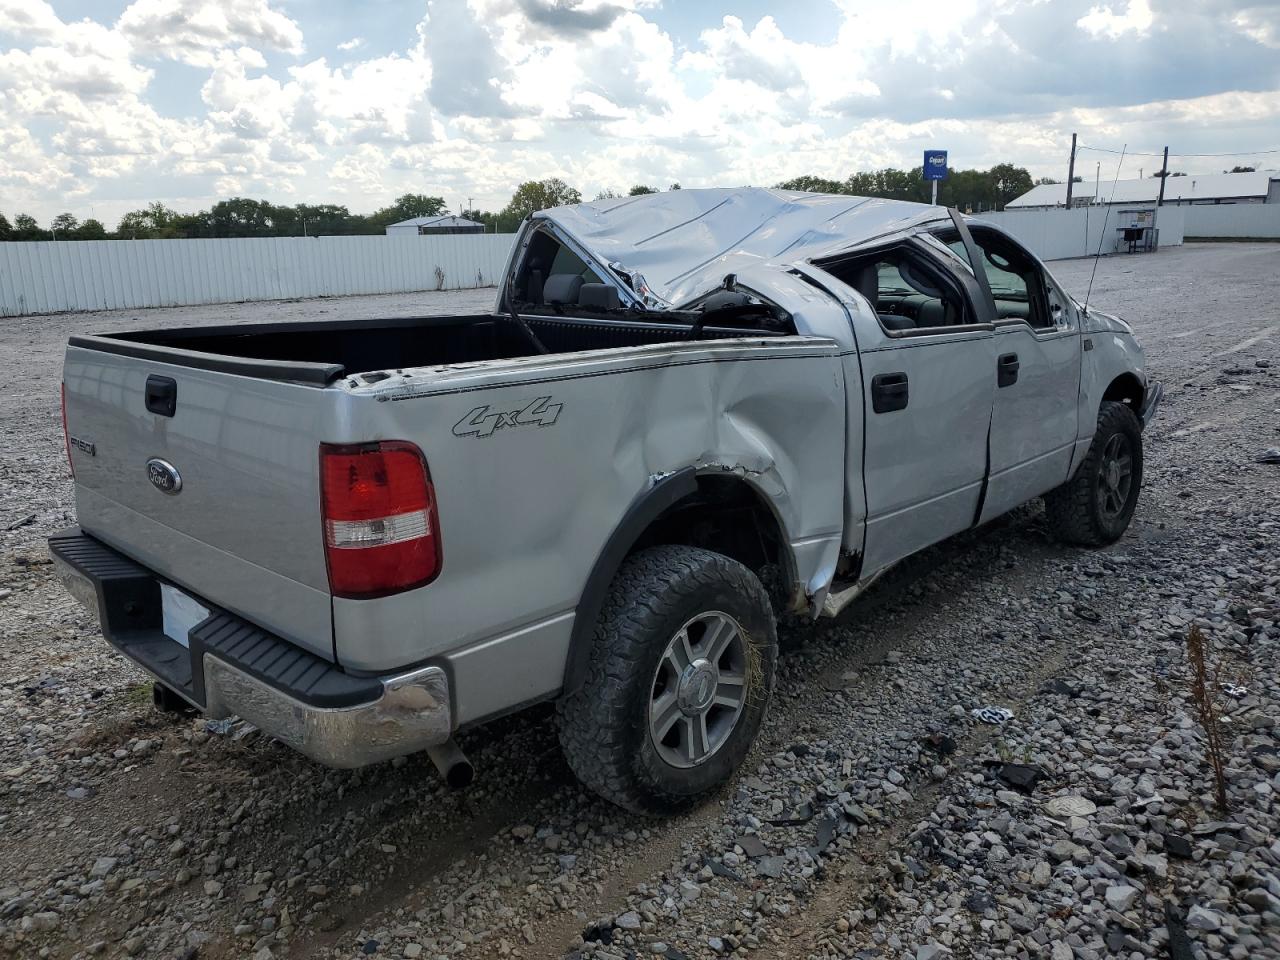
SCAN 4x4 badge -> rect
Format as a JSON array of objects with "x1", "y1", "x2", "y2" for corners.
[{"x1": 453, "y1": 396, "x2": 562, "y2": 439}]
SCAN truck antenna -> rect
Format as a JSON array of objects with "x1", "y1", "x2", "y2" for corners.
[{"x1": 1083, "y1": 144, "x2": 1127, "y2": 314}]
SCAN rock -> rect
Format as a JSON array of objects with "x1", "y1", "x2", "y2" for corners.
[
  {"x1": 1186, "y1": 905, "x2": 1222, "y2": 931},
  {"x1": 756, "y1": 856, "x2": 786, "y2": 878},
  {"x1": 28, "y1": 912, "x2": 59, "y2": 932},
  {"x1": 1043, "y1": 795, "x2": 1096, "y2": 818},
  {"x1": 1165, "y1": 834, "x2": 1194, "y2": 859},
  {"x1": 1106, "y1": 885, "x2": 1141, "y2": 912},
  {"x1": 1031, "y1": 861, "x2": 1052, "y2": 887},
  {"x1": 89, "y1": 857, "x2": 118, "y2": 879},
  {"x1": 995, "y1": 763, "x2": 1047, "y2": 794},
  {"x1": 916, "y1": 945, "x2": 950, "y2": 960},
  {"x1": 403, "y1": 946, "x2": 423, "y2": 959},
  {"x1": 616, "y1": 911, "x2": 642, "y2": 931},
  {"x1": 1049, "y1": 840, "x2": 1085, "y2": 864}
]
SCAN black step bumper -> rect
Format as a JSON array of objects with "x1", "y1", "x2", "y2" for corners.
[{"x1": 48, "y1": 528, "x2": 452, "y2": 767}]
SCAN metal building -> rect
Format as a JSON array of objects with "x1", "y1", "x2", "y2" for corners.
[
  {"x1": 1008, "y1": 170, "x2": 1280, "y2": 210},
  {"x1": 385, "y1": 215, "x2": 486, "y2": 236}
]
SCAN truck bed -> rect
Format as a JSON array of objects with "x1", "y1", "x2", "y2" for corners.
[{"x1": 71, "y1": 310, "x2": 784, "y2": 385}]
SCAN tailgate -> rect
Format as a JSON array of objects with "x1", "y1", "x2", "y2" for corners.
[{"x1": 63, "y1": 345, "x2": 336, "y2": 660}]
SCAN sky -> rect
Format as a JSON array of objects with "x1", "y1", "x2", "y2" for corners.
[{"x1": 1, "y1": 0, "x2": 1278, "y2": 226}]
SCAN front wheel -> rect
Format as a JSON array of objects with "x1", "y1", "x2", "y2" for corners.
[
  {"x1": 1045, "y1": 400, "x2": 1144, "y2": 546},
  {"x1": 557, "y1": 545, "x2": 777, "y2": 815}
]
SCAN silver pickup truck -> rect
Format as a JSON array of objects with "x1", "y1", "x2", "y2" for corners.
[{"x1": 52, "y1": 188, "x2": 1160, "y2": 814}]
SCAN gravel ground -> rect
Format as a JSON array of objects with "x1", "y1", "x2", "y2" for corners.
[{"x1": 1, "y1": 244, "x2": 1278, "y2": 960}]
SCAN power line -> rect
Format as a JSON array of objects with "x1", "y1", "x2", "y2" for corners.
[{"x1": 1077, "y1": 144, "x2": 1280, "y2": 158}]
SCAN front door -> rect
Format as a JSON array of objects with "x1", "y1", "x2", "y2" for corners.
[{"x1": 959, "y1": 228, "x2": 1082, "y2": 521}]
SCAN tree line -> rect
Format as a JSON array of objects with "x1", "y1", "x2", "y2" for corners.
[
  {"x1": 775, "y1": 162, "x2": 1037, "y2": 212},
  {"x1": 1, "y1": 165, "x2": 1042, "y2": 241}
]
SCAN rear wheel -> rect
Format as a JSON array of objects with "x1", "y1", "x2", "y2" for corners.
[
  {"x1": 1045, "y1": 400, "x2": 1144, "y2": 546},
  {"x1": 557, "y1": 545, "x2": 777, "y2": 815}
]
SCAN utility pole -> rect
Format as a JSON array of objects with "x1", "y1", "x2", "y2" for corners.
[
  {"x1": 1065, "y1": 132, "x2": 1077, "y2": 209},
  {"x1": 1155, "y1": 146, "x2": 1169, "y2": 207},
  {"x1": 1152, "y1": 145, "x2": 1169, "y2": 250}
]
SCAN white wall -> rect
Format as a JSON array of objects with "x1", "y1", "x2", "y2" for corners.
[
  {"x1": 1183, "y1": 204, "x2": 1280, "y2": 239},
  {"x1": 975, "y1": 206, "x2": 1185, "y2": 261},
  {"x1": 0, "y1": 233, "x2": 518, "y2": 317}
]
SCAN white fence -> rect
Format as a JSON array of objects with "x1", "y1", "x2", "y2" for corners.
[
  {"x1": 11, "y1": 204, "x2": 1271, "y2": 317},
  {"x1": 0, "y1": 233, "x2": 518, "y2": 317},
  {"x1": 1183, "y1": 204, "x2": 1280, "y2": 239},
  {"x1": 975, "y1": 206, "x2": 1185, "y2": 261}
]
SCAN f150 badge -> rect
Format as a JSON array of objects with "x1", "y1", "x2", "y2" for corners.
[{"x1": 453, "y1": 396, "x2": 562, "y2": 438}]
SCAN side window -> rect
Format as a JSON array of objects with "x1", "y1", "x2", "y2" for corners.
[
  {"x1": 960, "y1": 231, "x2": 1051, "y2": 329},
  {"x1": 820, "y1": 249, "x2": 974, "y2": 334},
  {"x1": 1044, "y1": 276, "x2": 1070, "y2": 326},
  {"x1": 516, "y1": 229, "x2": 603, "y2": 305},
  {"x1": 549, "y1": 244, "x2": 603, "y2": 284}
]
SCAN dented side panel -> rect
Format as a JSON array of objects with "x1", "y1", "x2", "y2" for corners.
[{"x1": 328, "y1": 338, "x2": 846, "y2": 710}]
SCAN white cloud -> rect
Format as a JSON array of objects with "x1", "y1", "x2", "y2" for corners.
[
  {"x1": 1232, "y1": 7, "x2": 1280, "y2": 49},
  {"x1": 1076, "y1": 0, "x2": 1155, "y2": 39},
  {"x1": 0, "y1": 0, "x2": 1276, "y2": 227},
  {"x1": 116, "y1": 0, "x2": 304, "y2": 66}
]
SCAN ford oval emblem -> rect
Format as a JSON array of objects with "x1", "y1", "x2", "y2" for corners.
[{"x1": 146, "y1": 458, "x2": 182, "y2": 495}]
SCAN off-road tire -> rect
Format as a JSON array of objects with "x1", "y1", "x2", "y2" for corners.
[
  {"x1": 557, "y1": 545, "x2": 777, "y2": 815},
  {"x1": 1045, "y1": 400, "x2": 1144, "y2": 546}
]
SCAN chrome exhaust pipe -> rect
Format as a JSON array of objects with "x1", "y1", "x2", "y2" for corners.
[{"x1": 425, "y1": 739, "x2": 473, "y2": 788}]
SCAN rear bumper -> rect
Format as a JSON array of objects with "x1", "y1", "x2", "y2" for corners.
[
  {"x1": 1140, "y1": 380, "x2": 1163, "y2": 429},
  {"x1": 48, "y1": 528, "x2": 452, "y2": 768}
]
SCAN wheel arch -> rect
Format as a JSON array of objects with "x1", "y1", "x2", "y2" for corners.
[
  {"x1": 1101, "y1": 371, "x2": 1145, "y2": 411},
  {"x1": 561, "y1": 467, "x2": 796, "y2": 694}
]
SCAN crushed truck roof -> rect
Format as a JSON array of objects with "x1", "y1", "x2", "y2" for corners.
[{"x1": 535, "y1": 187, "x2": 942, "y2": 307}]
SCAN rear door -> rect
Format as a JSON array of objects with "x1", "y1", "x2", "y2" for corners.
[
  {"x1": 63, "y1": 346, "x2": 338, "y2": 658},
  {"x1": 812, "y1": 238, "x2": 997, "y2": 576}
]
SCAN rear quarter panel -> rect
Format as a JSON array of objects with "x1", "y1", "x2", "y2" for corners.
[{"x1": 332, "y1": 338, "x2": 845, "y2": 723}]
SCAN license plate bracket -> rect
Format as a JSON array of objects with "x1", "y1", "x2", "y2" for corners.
[{"x1": 160, "y1": 583, "x2": 210, "y2": 649}]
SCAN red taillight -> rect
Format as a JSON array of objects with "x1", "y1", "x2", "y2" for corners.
[
  {"x1": 320, "y1": 441, "x2": 441, "y2": 598},
  {"x1": 61, "y1": 383, "x2": 74, "y2": 477}
]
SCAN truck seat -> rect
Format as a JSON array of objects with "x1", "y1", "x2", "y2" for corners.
[{"x1": 543, "y1": 274, "x2": 585, "y2": 305}]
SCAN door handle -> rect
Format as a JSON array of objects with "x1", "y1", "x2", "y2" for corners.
[
  {"x1": 997, "y1": 353, "x2": 1020, "y2": 388},
  {"x1": 871, "y1": 372, "x2": 909, "y2": 413},
  {"x1": 145, "y1": 375, "x2": 177, "y2": 417}
]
